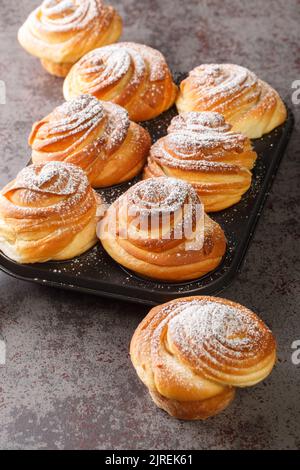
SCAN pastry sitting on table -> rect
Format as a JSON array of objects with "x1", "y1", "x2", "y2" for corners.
[{"x1": 131, "y1": 296, "x2": 277, "y2": 420}]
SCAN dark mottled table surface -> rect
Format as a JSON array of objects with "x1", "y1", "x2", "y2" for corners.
[{"x1": 0, "y1": 0, "x2": 299, "y2": 450}]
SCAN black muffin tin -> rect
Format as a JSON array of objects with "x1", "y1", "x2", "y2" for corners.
[{"x1": 0, "y1": 80, "x2": 294, "y2": 305}]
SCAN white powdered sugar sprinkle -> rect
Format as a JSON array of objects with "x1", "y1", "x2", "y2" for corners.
[
  {"x1": 76, "y1": 42, "x2": 168, "y2": 95},
  {"x1": 13, "y1": 161, "x2": 81, "y2": 196},
  {"x1": 189, "y1": 63, "x2": 261, "y2": 109},
  {"x1": 167, "y1": 299, "x2": 268, "y2": 361},
  {"x1": 34, "y1": 94, "x2": 130, "y2": 155},
  {"x1": 38, "y1": 0, "x2": 107, "y2": 33},
  {"x1": 167, "y1": 112, "x2": 246, "y2": 151},
  {"x1": 4, "y1": 161, "x2": 94, "y2": 219},
  {"x1": 150, "y1": 111, "x2": 247, "y2": 172},
  {"x1": 49, "y1": 94, "x2": 105, "y2": 138},
  {"x1": 127, "y1": 177, "x2": 199, "y2": 216}
]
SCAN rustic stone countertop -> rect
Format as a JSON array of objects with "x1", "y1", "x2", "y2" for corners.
[{"x1": 0, "y1": 0, "x2": 299, "y2": 450}]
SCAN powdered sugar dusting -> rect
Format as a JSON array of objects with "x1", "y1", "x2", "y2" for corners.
[
  {"x1": 3, "y1": 161, "x2": 96, "y2": 220},
  {"x1": 81, "y1": 48, "x2": 138, "y2": 85},
  {"x1": 11, "y1": 161, "x2": 82, "y2": 196},
  {"x1": 187, "y1": 63, "x2": 261, "y2": 112},
  {"x1": 101, "y1": 101, "x2": 130, "y2": 152},
  {"x1": 112, "y1": 177, "x2": 204, "y2": 250},
  {"x1": 167, "y1": 299, "x2": 271, "y2": 361},
  {"x1": 32, "y1": 94, "x2": 130, "y2": 157},
  {"x1": 126, "y1": 177, "x2": 199, "y2": 216},
  {"x1": 73, "y1": 42, "x2": 170, "y2": 98},
  {"x1": 150, "y1": 111, "x2": 249, "y2": 172},
  {"x1": 48, "y1": 94, "x2": 105, "y2": 140},
  {"x1": 168, "y1": 111, "x2": 246, "y2": 152},
  {"x1": 38, "y1": 0, "x2": 109, "y2": 33}
]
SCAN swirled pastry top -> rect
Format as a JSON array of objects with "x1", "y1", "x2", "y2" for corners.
[
  {"x1": 29, "y1": 94, "x2": 151, "y2": 187},
  {"x1": 30, "y1": 94, "x2": 129, "y2": 159},
  {"x1": 131, "y1": 296, "x2": 277, "y2": 399},
  {"x1": 0, "y1": 161, "x2": 95, "y2": 217},
  {"x1": 176, "y1": 64, "x2": 287, "y2": 138},
  {"x1": 63, "y1": 42, "x2": 178, "y2": 121},
  {"x1": 0, "y1": 161, "x2": 101, "y2": 263},
  {"x1": 109, "y1": 177, "x2": 202, "y2": 252},
  {"x1": 144, "y1": 111, "x2": 257, "y2": 211},
  {"x1": 150, "y1": 111, "x2": 255, "y2": 173},
  {"x1": 99, "y1": 177, "x2": 226, "y2": 281},
  {"x1": 165, "y1": 298, "x2": 276, "y2": 386},
  {"x1": 18, "y1": 0, "x2": 121, "y2": 64}
]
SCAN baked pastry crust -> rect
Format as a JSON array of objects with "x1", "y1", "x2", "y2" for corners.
[
  {"x1": 144, "y1": 112, "x2": 257, "y2": 211},
  {"x1": 0, "y1": 161, "x2": 102, "y2": 263},
  {"x1": 99, "y1": 177, "x2": 226, "y2": 281},
  {"x1": 63, "y1": 42, "x2": 178, "y2": 121},
  {"x1": 29, "y1": 94, "x2": 151, "y2": 188},
  {"x1": 176, "y1": 64, "x2": 287, "y2": 138},
  {"x1": 130, "y1": 296, "x2": 277, "y2": 420},
  {"x1": 18, "y1": 0, "x2": 122, "y2": 77}
]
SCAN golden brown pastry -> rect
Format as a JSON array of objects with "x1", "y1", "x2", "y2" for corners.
[
  {"x1": 0, "y1": 161, "x2": 102, "y2": 263},
  {"x1": 130, "y1": 296, "x2": 277, "y2": 420},
  {"x1": 99, "y1": 177, "x2": 226, "y2": 281},
  {"x1": 29, "y1": 94, "x2": 151, "y2": 188},
  {"x1": 63, "y1": 42, "x2": 178, "y2": 121},
  {"x1": 176, "y1": 64, "x2": 287, "y2": 138},
  {"x1": 18, "y1": 0, "x2": 122, "y2": 77},
  {"x1": 144, "y1": 112, "x2": 257, "y2": 211}
]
